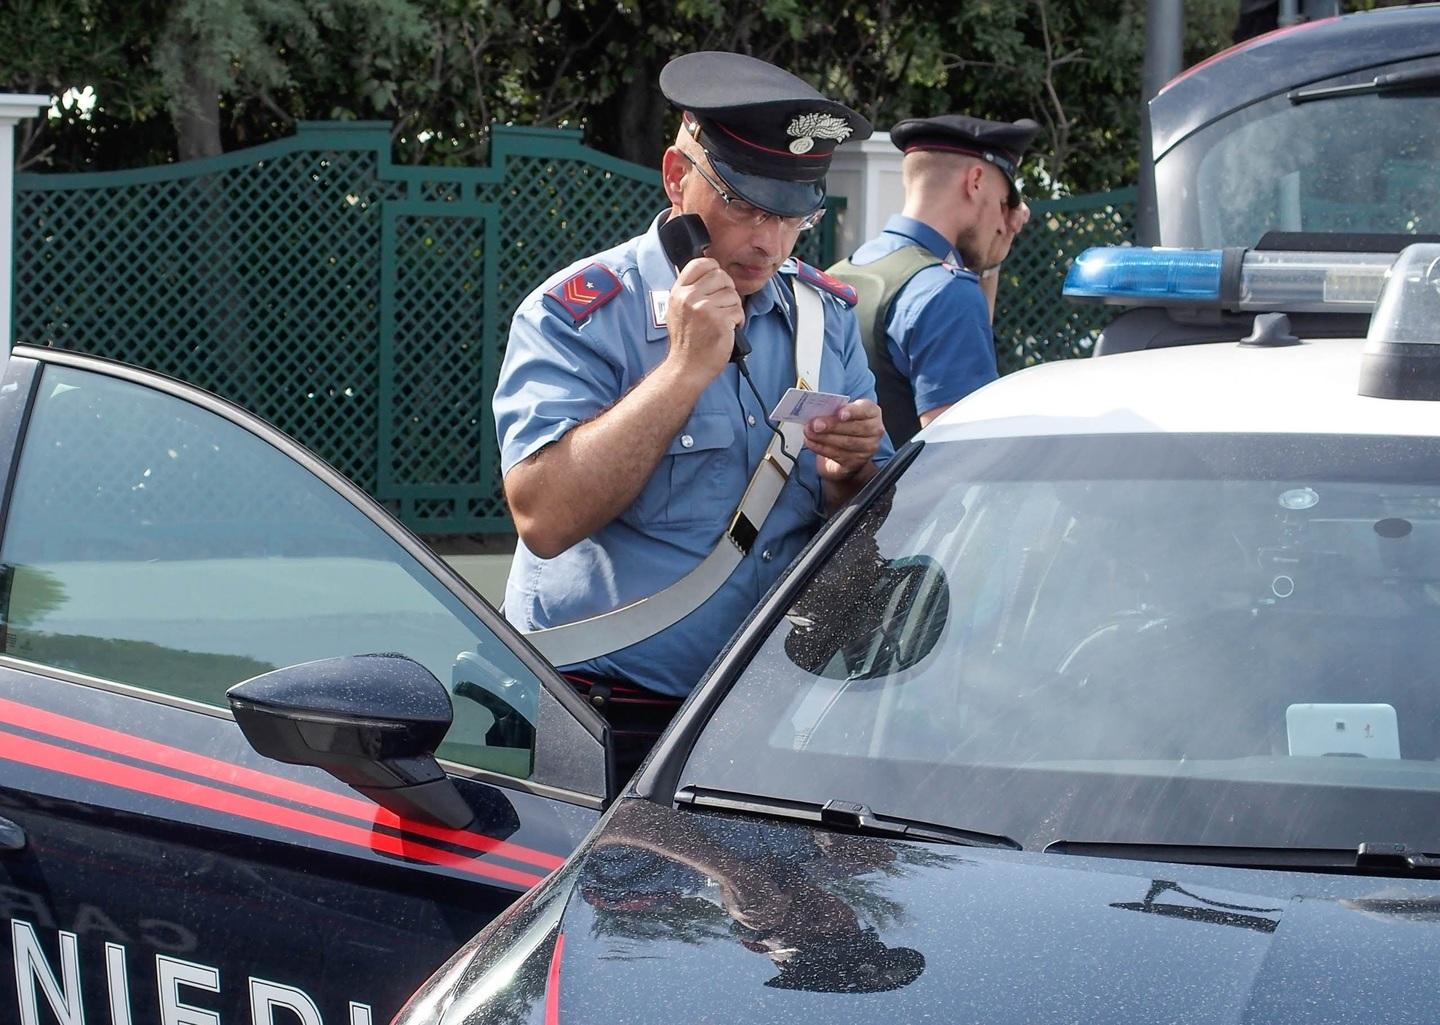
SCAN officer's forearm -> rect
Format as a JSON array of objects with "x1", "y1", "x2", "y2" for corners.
[
  {"x1": 980, "y1": 269, "x2": 999, "y2": 323},
  {"x1": 504, "y1": 361, "x2": 711, "y2": 559}
]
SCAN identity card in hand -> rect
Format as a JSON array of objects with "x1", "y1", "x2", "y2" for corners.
[{"x1": 769, "y1": 387, "x2": 849, "y2": 424}]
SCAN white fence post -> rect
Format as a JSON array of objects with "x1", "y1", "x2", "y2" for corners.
[
  {"x1": 827, "y1": 131, "x2": 905, "y2": 262},
  {"x1": 0, "y1": 94, "x2": 51, "y2": 353}
]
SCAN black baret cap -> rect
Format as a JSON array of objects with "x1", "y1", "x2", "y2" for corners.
[
  {"x1": 890, "y1": 114, "x2": 1040, "y2": 205},
  {"x1": 660, "y1": 51, "x2": 872, "y2": 218}
]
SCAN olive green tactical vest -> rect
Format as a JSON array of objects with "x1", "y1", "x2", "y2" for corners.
[{"x1": 827, "y1": 245, "x2": 942, "y2": 447}]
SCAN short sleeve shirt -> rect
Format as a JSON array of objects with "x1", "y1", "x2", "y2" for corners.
[
  {"x1": 848, "y1": 214, "x2": 997, "y2": 416},
  {"x1": 494, "y1": 213, "x2": 892, "y2": 696}
]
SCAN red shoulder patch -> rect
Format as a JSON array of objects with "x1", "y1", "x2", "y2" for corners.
[
  {"x1": 795, "y1": 261, "x2": 858, "y2": 306},
  {"x1": 544, "y1": 263, "x2": 623, "y2": 323}
]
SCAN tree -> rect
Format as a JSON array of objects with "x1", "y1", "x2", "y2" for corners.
[
  {"x1": 0, "y1": 0, "x2": 171, "y2": 171},
  {"x1": 2, "y1": 0, "x2": 1242, "y2": 195},
  {"x1": 930, "y1": 0, "x2": 1239, "y2": 193},
  {"x1": 534, "y1": 0, "x2": 1241, "y2": 193},
  {"x1": 154, "y1": 0, "x2": 431, "y2": 159}
]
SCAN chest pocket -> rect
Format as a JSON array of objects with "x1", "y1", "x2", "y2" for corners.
[{"x1": 627, "y1": 411, "x2": 738, "y2": 528}]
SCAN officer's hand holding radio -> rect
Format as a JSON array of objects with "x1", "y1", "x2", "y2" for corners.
[
  {"x1": 665, "y1": 256, "x2": 744, "y2": 386},
  {"x1": 661, "y1": 213, "x2": 748, "y2": 389}
]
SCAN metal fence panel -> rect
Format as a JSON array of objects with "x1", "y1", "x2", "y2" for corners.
[
  {"x1": 13, "y1": 122, "x2": 1131, "y2": 535},
  {"x1": 995, "y1": 188, "x2": 1137, "y2": 373}
]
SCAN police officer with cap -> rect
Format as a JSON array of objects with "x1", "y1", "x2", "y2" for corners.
[
  {"x1": 830, "y1": 115, "x2": 1038, "y2": 446},
  {"x1": 494, "y1": 51, "x2": 890, "y2": 775}
]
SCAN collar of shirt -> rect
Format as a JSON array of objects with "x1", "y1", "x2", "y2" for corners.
[
  {"x1": 746, "y1": 263, "x2": 792, "y2": 334},
  {"x1": 881, "y1": 213, "x2": 962, "y2": 268},
  {"x1": 637, "y1": 211, "x2": 793, "y2": 342}
]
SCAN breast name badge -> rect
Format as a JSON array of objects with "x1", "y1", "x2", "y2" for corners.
[{"x1": 649, "y1": 290, "x2": 670, "y2": 330}]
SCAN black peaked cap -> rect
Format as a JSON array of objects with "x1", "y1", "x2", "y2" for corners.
[
  {"x1": 890, "y1": 114, "x2": 1040, "y2": 204},
  {"x1": 660, "y1": 51, "x2": 872, "y2": 217}
]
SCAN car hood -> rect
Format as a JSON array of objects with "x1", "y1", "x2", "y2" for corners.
[{"x1": 539, "y1": 798, "x2": 1440, "y2": 1024}]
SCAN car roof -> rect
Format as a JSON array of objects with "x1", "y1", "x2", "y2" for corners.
[
  {"x1": 1150, "y1": 4, "x2": 1440, "y2": 160},
  {"x1": 924, "y1": 337, "x2": 1440, "y2": 443}
]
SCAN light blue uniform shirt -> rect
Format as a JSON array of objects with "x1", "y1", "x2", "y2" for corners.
[
  {"x1": 495, "y1": 213, "x2": 892, "y2": 696},
  {"x1": 849, "y1": 214, "x2": 996, "y2": 415}
]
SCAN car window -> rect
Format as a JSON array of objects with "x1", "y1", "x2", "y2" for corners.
[
  {"x1": 685, "y1": 433, "x2": 1440, "y2": 853},
  {"x1": 0, "y1": 364, "x2": 540, "y2": 780},
  {"x1": 1157, "y1": 83, "x2": 1440, "y2": 247}
]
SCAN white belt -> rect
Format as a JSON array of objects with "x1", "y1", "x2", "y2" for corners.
[{"x1": 523, "y1": 282, "x2": 826, "y2": 667}]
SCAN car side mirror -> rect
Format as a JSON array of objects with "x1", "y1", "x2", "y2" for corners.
[{"x1": 227, "y1": 653, "x2": 474, "y2": 829}]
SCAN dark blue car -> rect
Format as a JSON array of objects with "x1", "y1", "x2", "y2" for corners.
[{"x1": 0, "y1": 345, "x2": 614, "y2": 1025}]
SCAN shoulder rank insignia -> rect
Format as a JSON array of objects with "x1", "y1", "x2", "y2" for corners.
[
  {"x1": 794, "y1": 261, "x2": 859, "y2": 307},
  {"x1": 545, "y1": 263, "x2": 623, "y2": 323}
]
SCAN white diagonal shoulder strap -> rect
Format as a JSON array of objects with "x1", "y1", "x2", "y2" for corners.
[
  {"x1": 523, "y1": 280, "x2": 827, "y2": 667},
  {"x1": 791, "y1": 277, "x2": 825, "y2": 389}
]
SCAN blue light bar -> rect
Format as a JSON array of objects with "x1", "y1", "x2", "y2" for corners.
[{"x1": 1064, "y1": 247, "x2": 1223, "y2": 304}]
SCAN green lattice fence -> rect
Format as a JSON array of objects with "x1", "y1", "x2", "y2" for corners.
[
  {"x1": 11, "y1": 121, "x2": 840, "y2": 536},
  {"x1": 994, "y1": 187, "x2": 1137, "y2": 373},
  {"x1": 12, "y1": 120, "x2": 1126, "y2": 536}
]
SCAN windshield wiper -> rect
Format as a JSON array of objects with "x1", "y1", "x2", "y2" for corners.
[
  {"x1": 675, "y1": 785, "x2": 1022, "y2": 850},
  {"x1": 1046, "y1": 839, "x2": 1440, "y2": 876},
  {"x1": 1290, "y1": 65, "x2": 1440, "y2": 104},
  {"x1": 1356, "y1": 842, "x2": 1440, "y2": 873}
]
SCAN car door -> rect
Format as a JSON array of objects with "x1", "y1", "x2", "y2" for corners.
[{"x1": 0, "y1": 346, "x2": 607, "y2": 1025}]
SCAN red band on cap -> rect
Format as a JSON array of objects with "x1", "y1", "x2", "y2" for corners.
[{"x1": 711, "y1": 120, "x2": 828, "y2": 161}]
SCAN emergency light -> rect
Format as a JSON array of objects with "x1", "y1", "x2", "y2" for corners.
[
  {"x1": 1063, "y1": 247, "x2": 1223, "y2": 303},
  {"x1": 1359, "y1": 243, "x2": 1440, "y2": 401},
  {"x1": 1064, "y1": 246, "x2": 1394, "y2": 312}
]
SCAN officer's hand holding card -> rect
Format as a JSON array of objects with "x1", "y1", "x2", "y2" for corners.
[{"x1": 799, "y1": 397, "x2": 885, "y2": 481}]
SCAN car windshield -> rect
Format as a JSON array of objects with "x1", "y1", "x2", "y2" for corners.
[
  {"x1": 1156, "y1": 81, "x2": 1440, "y2": 247},
  {"x1": 682, "y1": 433, "x2": 1440, "y2": 853}
]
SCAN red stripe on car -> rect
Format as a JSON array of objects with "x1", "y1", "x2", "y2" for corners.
[
  {"x1": 0, "y1": 697, "x2": 562, "y2": 873},
  {"x1": 0, "y1": 728, "x2": 546, "y2": 888},
  {"x1": 545, "y1": 932, "x2": 566, "y2": 1025}
]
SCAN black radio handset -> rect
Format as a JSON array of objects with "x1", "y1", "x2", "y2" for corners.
[{"x1": 658, "y1": 213, "x2": 752, "y2": 365}]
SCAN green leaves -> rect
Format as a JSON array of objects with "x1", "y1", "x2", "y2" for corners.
[{"x1": 2, "y1": 0, "x2": 1243, "y2": 189}]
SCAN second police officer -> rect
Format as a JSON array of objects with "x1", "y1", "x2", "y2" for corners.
[
  {"x1": 830, "y1": 115, "x2": 1038, "y2": 446},
  {"x1": 493, "y1": 52, "x2": 891, "y2": 776}
]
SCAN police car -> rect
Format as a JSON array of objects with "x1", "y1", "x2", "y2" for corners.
[
  {"x1": 0, "y1": 345, "x2": 618, "y2": 1025},
  {"x1": 387, "y1": 7, "x2": 1440, "y2": 1023},
  {"x1": 388, "y1": 237, "x2": 1440, "y2": 1023}
]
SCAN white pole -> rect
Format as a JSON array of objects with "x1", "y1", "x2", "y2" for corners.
[{"x1": 0, "y1": 94, "x2": 52, "y2": 353}]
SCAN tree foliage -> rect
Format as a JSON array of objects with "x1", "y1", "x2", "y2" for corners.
[
  {"x1": 154, "y1": 0, "x2": 430, "y2": 158},
  {"x1": 3, "y1": 0, "x2": 172, "y2": 171},
  {"x1": 3, "y1": 0, "x2": 1247, "y2": 193}
]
